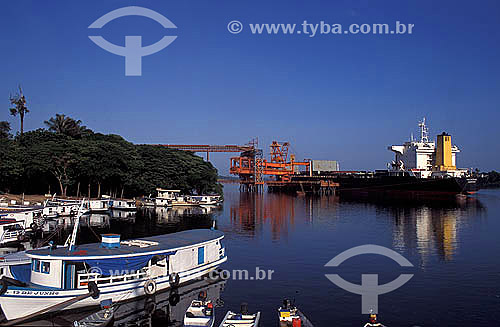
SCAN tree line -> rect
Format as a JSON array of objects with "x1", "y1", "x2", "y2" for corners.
[{"x1": 0, "y1": 88, "x2": 221, "y2": 198}]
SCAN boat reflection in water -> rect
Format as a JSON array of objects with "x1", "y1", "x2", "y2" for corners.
[
  {"x1": 229, "y1": 188, "x2": 484, "y2": 261},
  {"x1": 142, "y1": 206, "x2": 220, "y2": 224},
  {"x1": 110, "y1": 209, "x2": 137, "y2": 222},
  {"x1": 15, "y1": 276, "x2": 226, "y2": 326},
  {"x1": 113, "y1": 277, "x2": 225, "y2": 327}
]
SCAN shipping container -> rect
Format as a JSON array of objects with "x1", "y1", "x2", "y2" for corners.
[{"x1": 311, "y1": 160, "x2": 339, "y2": 172}]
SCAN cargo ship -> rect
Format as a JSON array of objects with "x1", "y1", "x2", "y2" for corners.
[
  {"x1": 334, "y1": 118, "x2": 482, "y2": 195},
  {"x1": 273, "y1": 119, "x2": 483, "y2": 196}
]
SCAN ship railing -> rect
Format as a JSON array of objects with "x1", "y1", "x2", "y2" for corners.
[{"x1": 77, "y1": 268, "x2": 149, "y2": 288}]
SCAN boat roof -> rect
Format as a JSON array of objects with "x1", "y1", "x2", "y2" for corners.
[
  {"x1": 0, "y1": 206, "x2": 43, "y2": 213},
  {"x1": 26, "y1": 229, "x2": 224, "y2": 260}
]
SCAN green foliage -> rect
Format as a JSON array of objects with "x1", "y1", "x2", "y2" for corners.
[
  {"x1": 0, "y1": 128, "x2": 221, "y2": 197},
  {"x1": 0, "y1": 121, "x2": 10, "y2": 139},
  {"x1": 486, "y1": 171, "x2": 500, "y2": 187}
]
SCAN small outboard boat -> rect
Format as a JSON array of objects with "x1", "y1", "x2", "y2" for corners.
[
  {"x1": 219, "y1": 303, "x2": 260, "y2": 327},
  {"x1": 278, "y1": 299, "x2": 314, "y2": 327},
  {"x1": 184, "y1": 290, "x2": 214, "y2": 327},
  {"x1": 183, "y1": 298, "x2": 215, "y2": 327}
]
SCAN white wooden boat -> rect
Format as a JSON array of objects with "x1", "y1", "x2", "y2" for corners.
[
  {"x1": 0, "y1": 220, "x2": 26, "y2": 245},
  {"x1": 0, "y1": 245, "x2": 66, "y2": 281},
  {"x1": 109, "y1": 199, "x2": 137, "y2": 211},
  {"x1": 45, "y1": 199, "x2": 80, "y2": 217},
  {"x1": 192, "y1": 196, "x2": 222, "y2": 206},
  {"x1": 219, "y1": 305, "x2": 260, "y2": 327},
  {"x1": 156, "y1": 189, "x2": 199, "y2": 207},
  {"x1": 155, "y1": 188, "x2": 178, "y2": 207},
  {"x1": 0, "y1": 229, "x2": 227, "y2": 322},
  {"x1": 172, "y1": 196, "x2": 200, "y2": 207},
  {"x1": 155, "y1": 197, "x2": 173, "y2": 207},
  {"x1": 84, "y1": 199, "x2": 110, "y2": 213},
  {"x1": 184, "y1": 299, "x2": 215, "y2": 327},
  {"x1": 0, "y1": 208, "x2": 44, "y2": 230},
  {"x1": 141, "y1": 196, "x2": 156, "y2": 207}
]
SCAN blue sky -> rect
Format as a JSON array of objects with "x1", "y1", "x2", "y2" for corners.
[{"x1": 1, "y1": 0, "x2": 499, "y2": 173}]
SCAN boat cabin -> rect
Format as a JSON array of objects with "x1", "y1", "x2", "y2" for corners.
[
  {"x1": 109, "y1": 199, "x2": 137, "y2": 210},
  {"x1": 156, "y1": 189, "x2": 181, "y2": 200},
  {"x1": 191, "y1": 195, "x2": 221, "y2": 205},
  {"x1": 1, "y1": 208, "x2": 42, "y2": 227},
  {"x1": 0, "y1": 221, "x2": 25, "y2": 245},
  {"x1": 84, "y1": 199, "x2": 110, "y2": 212},
  {"x1": 24, "y1": 229, "x2": 226, "y2": 290}
]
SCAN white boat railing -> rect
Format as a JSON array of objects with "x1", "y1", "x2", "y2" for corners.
[
  {"x1": 0, "y1": 256, "x2": 27, "y2": 264},
  {"x1": 0, "y1": 230, "x2": 22, "y2": 244},
  {"x1": 77, "y1": 268, "x2": 149, "y2": 288}
]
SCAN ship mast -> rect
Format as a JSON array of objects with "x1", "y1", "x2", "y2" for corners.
[{"x1": 418, "y1": 117, "x2": 429, "y2": 143}]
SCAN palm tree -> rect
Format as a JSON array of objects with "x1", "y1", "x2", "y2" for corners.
[
  {"x1": 9, "y1": 86, "x2": 29, "y2": 136},
  {"x1": 44, "y1": 114, "x2": 87, "y2": 137}
]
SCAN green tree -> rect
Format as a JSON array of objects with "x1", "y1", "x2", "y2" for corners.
[
  {"x1": 0, "y1": 121, "x2": 10, "y2": 139},
  {"x1": 44, "y1": 114, "x2": 87, "y2": 138},
  {"x1": 0, "y1": 138, "x2": 23, "y2": 192},
  {"x1": 9, "y1": 86, "x2": 29, "y2": 136},
  {"x1": 1, "y1": 120, "x2": 221, "y2": 197}
]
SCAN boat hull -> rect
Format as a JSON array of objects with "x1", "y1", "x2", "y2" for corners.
[
  {"x1": 337, "y1": 175, "x2": 483, "y2": 195},
  {"x1": 0, "y1": 256, "x2": 227, "y2": 321}
]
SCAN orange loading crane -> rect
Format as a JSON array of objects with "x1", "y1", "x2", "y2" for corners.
[
  {"x1": 230, "y1": 141, "x2": 310, "y2": 190},
  {"x1": 161, "y1": 140, "x2": 310, "y2": 191}
]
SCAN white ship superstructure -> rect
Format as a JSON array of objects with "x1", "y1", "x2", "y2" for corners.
[{"x1": 388, "y1": 118, "x2": 468, "y2": 178}]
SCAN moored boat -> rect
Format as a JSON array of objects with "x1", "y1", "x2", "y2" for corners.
[
  {"x1": 84, "y1": 199, "x2": 110, "y2": 213},
  {"x1": 183, "y1": 297, "x2": 215, "y2": 327},
  {"x1": 155, "y1": 189, "x2": 177, "y2": 207},
  {"x1": 0, "y1": 229, "x2": 227, "y2": 322},
  {"x1": 0, "y1": 221, "x2": 27, "y2": 245},
  {"x1": 219, "y1": 303, "x2": 260, "y2": 327},
  {"x1": 192, "y1": 195, "x2": 222, "y2": 206},
  {"x1": 108, "y1": 198, "x2": 137, "y2": 211}
]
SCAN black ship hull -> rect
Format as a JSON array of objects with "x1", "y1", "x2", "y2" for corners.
[
  {"x1": 272, "y1": 172, "x2": 484, "y2": 197},
  {"x1": 336, "y1": 174, "x2": 482, "y2": 196}
]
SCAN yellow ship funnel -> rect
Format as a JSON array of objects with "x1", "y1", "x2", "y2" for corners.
[{"x1": 435, "y1": 132, "x2": 456, "y2": 171}]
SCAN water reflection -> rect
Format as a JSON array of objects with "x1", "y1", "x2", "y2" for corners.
[
  {"x1": 113, "y1": 278, "x2": 225, "y2": 327},
  {"x1": 229, "y1": 192, "x2": 301, "y2": 240},
  {"x1": 22, "y1": 208, "x2": 216, "y2": 248},
  {"x1": 23, "y1": 277, "x2": 226, "y2": 326},
  {"x1": 385, "y1": 197, "x2": 484, "y2": 262},
  {"x1": 229, "y1": 191, "x2": 484, "y2": 261}
]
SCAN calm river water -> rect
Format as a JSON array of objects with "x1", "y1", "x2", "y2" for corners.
[{"x1": 12, "y1": 185, "x2": 500, "y2": 326}]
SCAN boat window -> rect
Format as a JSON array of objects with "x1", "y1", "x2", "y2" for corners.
[
  {"x1": 198, "y1": 247, "x2": 205, "y2": 265},
  {"x1": 151, "y1": 255, "x2": 166, "y2": 266},
  {"x1": 32, "y1": 259, "x2": 40, "y2": 272},
  {"x1": 41, "y1": 261, "x2": 50, "y2": 274}
]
